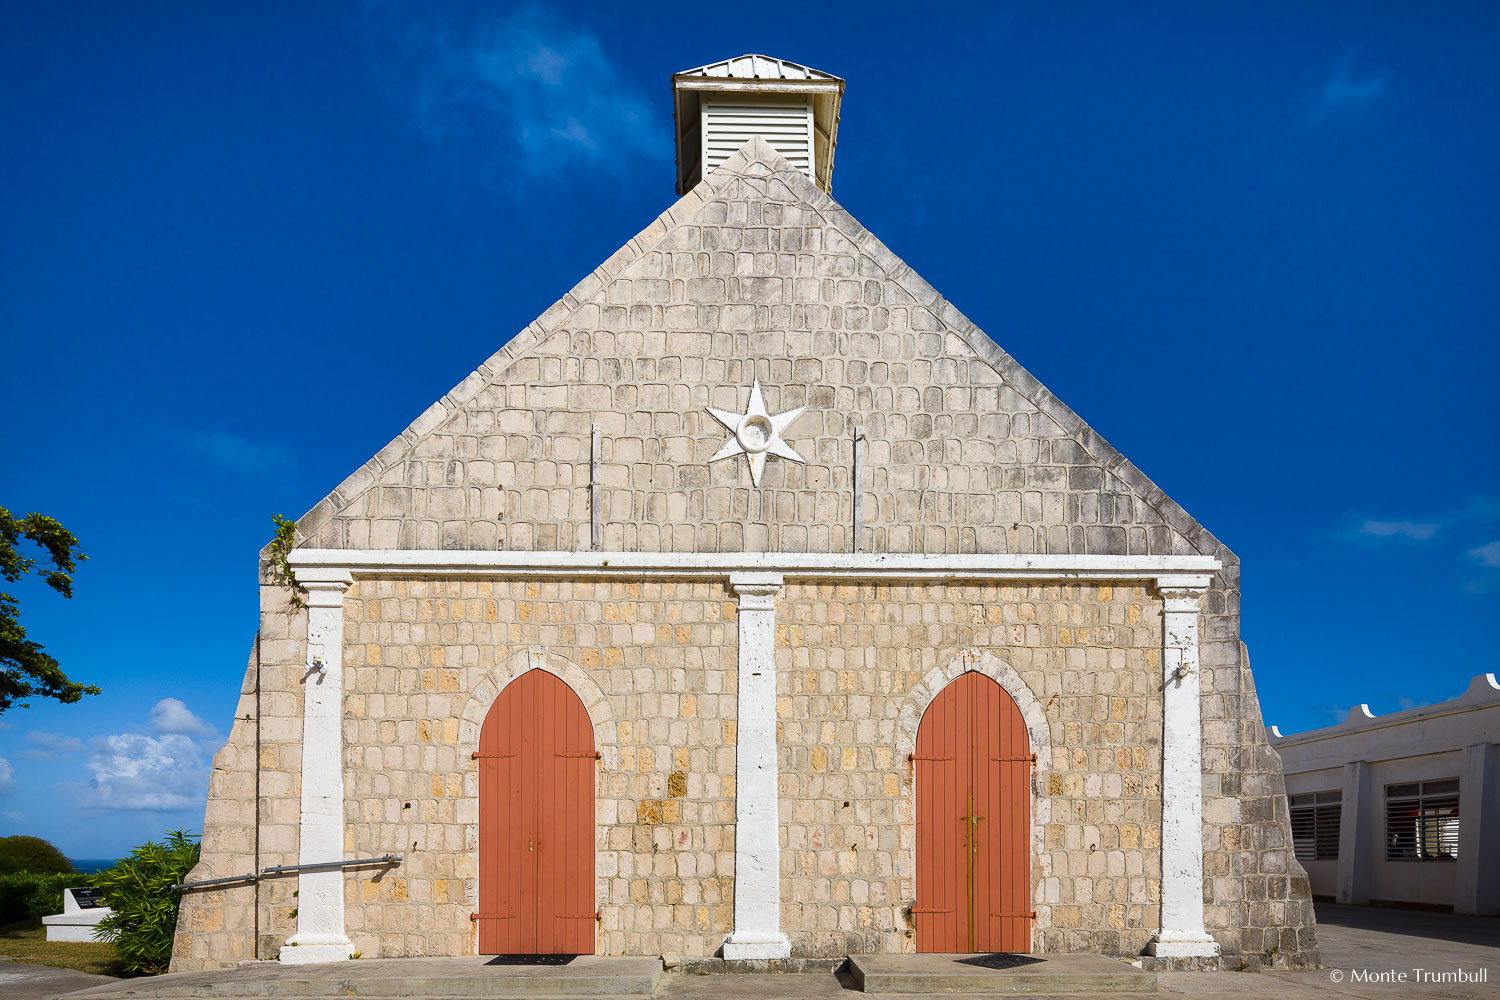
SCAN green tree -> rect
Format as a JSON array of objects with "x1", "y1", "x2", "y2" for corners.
[
  {"x1": 1, "y1": 507, "x2": 99, "y2": 713},
  {"x1": 91, "y1": 829, "x2": 200, "y2": 974},
  {"x1": 0, "y1": 834, "x2": 75, "y2": 874}
]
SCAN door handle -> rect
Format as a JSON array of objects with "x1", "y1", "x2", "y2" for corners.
[{"x1": 529, "y1": 838, "x2": 539, "y2": 852}]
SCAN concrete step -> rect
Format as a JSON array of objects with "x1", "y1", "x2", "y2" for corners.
[
  {"x1": 59, "y1": 957, "x2": 663, "y2": 999},
  {"x1": 848, "y1": 953, "x2": 1157, "y2": 995}
]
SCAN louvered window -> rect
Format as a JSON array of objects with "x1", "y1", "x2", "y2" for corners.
[
  {"x1": 1385, "y1": 779, "x2": 1460, "y2": 861},
  {"x1": 1288, "y1": 790, "x2": 1341, "y2": 861},
  {"x1": 702, "y1": 98, "x2": 814, "y2": 181}
]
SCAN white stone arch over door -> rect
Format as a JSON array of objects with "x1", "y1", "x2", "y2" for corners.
[
  {"x1": 895, "y1": 649, "x2": 1054, "y2": 950},
  {"x1": 456, "y1": 646, "x2": 616, "y2": 951},
  {"x1": 458, "y1": 646, "x2": 617, "y2": 754}
]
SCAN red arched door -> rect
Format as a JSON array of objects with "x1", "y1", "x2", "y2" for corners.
[
  {"x1": 477, "y1": 669, "x2": 596, "y2": 954},
  {"x1": 914, "y1": 671, "x2": 1031, "y2": 953}
]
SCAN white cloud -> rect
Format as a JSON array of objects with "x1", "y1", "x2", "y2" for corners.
[
  {"x1": 1312, "y1": 49, "x2": 1389, "y2": 124},
  {"x1": 1471, "y1": 541, "x2": 1500, "y2": 569},
  {"x1": 168, "y1": 428, "x2": 295, "y2": 477},
  {"x1": 20, "y1": 731, "x2": 86, "y2": 761},
  {"x1": 1359, "y1": 519, "x2": 1439, "y2": 540},
  {"x1": 2, "y1": 810, "x2": 22, "y2": 824},
  {"x1": 0, "y1": 756, "x2": 15, "y2": 795},
  {"x1": 76, "y1": 732, "x2": 209, "y2": 812},
  {"x1": 149, "y1": 698, "x2": 218, "y2": 739},
  {"x1": 395, "y1": 3, "x2": 663, "y2": 185}
]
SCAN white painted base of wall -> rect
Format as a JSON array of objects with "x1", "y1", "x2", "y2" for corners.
[
  {"x1": 278, "y1": 940, "x2": 352, "y2": 965},
  {"x1": 722, "y1": 931, "x2": 792, "y2": 960},
  {"x1": 1145, "y1": 931, "x2": 1221, "y2": 958}
]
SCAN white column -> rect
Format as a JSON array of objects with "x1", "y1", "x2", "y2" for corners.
[
  {"x1": 281, "y1": 568, "x2": 354, "y2": 965},
  {"x1": 1146, "y1": 577, "x2": 1220, "y2": 960},
  {"x1": 723, "y1": 572, "x2": 791, "y2": 960}
]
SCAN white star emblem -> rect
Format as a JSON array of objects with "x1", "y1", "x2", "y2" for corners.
[{"x1": 706, "y1": 379, "x2": 807, "y2": 486}]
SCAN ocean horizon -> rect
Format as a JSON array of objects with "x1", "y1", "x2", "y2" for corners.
[{"x1": 68, "y1": 858, "x2": 119, "y2": 874}]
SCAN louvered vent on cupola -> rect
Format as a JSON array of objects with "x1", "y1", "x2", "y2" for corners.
[{"x1": 672, "y1": 54, "x2": 844, "y2": 196}]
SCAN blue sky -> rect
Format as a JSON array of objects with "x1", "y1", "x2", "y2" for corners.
[{"x1": 1, "y1": 2, "x2": 1497, "y2": 858}]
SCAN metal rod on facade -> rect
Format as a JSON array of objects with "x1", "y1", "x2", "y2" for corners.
[
  {"x1": 173, "y1": 854, "x2": 404, "y2": 891},
  {"x1": 590, "y1": 422, "x2": 602, "y2": 550},
  {"x1": 852, "y1": 425, "x2": 864, "y2": 553}
]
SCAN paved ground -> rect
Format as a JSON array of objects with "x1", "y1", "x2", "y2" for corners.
[
  {"x1": 1156, "y1": 903, "x2": 1499, "y2": 1000},
  {"x1": 25, "y1": 902, "x2": 1499, "y2": 999},
  {"x1": 0, "y1": 960, "x2": 120, "y2": 1000}
]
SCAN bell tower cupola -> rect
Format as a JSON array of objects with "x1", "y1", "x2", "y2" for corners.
[{"x1": 672, "y1": 54, "x2": 845, "y2": 196}]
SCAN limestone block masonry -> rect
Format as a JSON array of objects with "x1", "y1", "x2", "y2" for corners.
[{"x1": 170, "y1": 138, "x2": 1318, "y2": 972}]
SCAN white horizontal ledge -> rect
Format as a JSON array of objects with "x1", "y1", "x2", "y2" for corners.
[{"x1": 288, "y1": 550, "x2": 1219, "y2": 587}]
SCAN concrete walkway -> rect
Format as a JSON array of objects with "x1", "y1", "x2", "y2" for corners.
[
  {"x1": 44, "y1": 903, "x2": 1499, "y2": 1000},
  {"x1": 0, "y1": 960, "x2": 119, "y2": 1000}
]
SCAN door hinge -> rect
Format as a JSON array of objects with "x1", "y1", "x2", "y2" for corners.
[
  {"x1": 470, "y1": 912, "x2": 516, "y2": 921},
  {"x1": 909, "y1": 907, "x2": 953, "y2": 913},
  {"x1": 992, "y1": 754, "x2": 1037, "y2": 764},
  {"x1": 909, "y1": 754, "x2": 953, "y2": 761},
  {"x1": 989, "y1": 911, "x2": 1038, "y2": 919},
  {"x1": 555, "y1": 751, "x2": 602, "y2": 759},
  {"x1": 472, "y1": 751, "x2": 517, "y2": 759},
  {"x1": 557, "y1": 911, "x2": 602, "y2": 921}
]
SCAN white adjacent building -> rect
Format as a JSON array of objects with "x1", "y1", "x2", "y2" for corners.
[{"x1": 1268, "y1": 673, "x2": 1500, "y2": 914}]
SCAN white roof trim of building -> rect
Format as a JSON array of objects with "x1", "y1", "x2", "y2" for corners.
[
  {"x1": 287, "y1": 549, "x2": 1218, "y2": 587},
  {"x1": 1268, "y1": 672, "x2": 1500, "y2": 749}
]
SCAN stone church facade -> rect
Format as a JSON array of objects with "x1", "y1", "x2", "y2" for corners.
[{"x1": 171, "y1": 55, "x2": 1318, "y2": 972}]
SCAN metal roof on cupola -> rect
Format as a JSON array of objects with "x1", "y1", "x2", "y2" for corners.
[{"x1": 672, "y1": 54, "x2": 844, "y2": 196}]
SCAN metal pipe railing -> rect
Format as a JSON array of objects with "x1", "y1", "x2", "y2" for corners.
[{"x1": 173, "y1": 853, "x2": 403, "y2": 891}]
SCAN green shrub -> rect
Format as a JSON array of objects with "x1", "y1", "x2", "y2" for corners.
[
  {"x1": 0, "y1": 870, "x2": 79, "y2": 925},
  {"x1": 0, "y1": 835, "x2": 75, "y2": 875},
  {"x1": 90, "y1": 829, "x2": 200, "y2": 975}
]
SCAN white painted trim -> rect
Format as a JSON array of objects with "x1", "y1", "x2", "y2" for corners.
[
  {"x1": 722, "y1": 573, "x2": 791, "y2": 960},
  {"x1": 281, "y1": 569, "x2": 354, "y2": 965},
  {"x1": 287, "y1": 549, "x2": 1219, "y2": 585},
  {"x1": 1146, "y1": 585, "x2": 1220, "y2": 960}
]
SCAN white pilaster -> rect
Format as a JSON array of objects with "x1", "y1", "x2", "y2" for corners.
[
  {"x1": 723, "y1": 572, "x2": 791, "y2": 960},
  {"x1": 280, "y1": 568, "x2": 354, "y2": 965},
  {"x1": 1146, "y1": 577, "x2": 1220, "y2": 960}
]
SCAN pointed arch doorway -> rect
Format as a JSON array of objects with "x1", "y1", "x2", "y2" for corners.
[
  {"x1": 477, "y1": 668, "x2": 597, "y2": 954},
  {"x1": 913, "y1": 671, "x2": 1032, "y2": 953}
]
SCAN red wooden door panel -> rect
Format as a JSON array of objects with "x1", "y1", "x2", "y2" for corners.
[
  {"x1": 915, "y1": 671, "x2": 1030, "y2": 953},
  {"x1": 479, "y1": 669, "x2": 595, "y2": 954}
]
